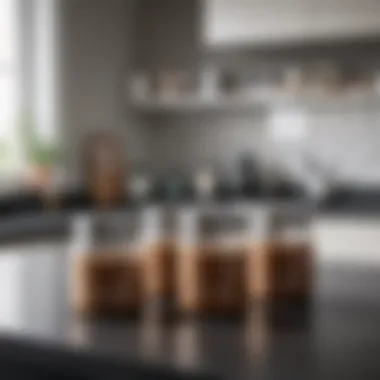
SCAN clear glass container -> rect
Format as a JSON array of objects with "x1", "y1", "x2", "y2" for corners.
[
  {"x1": 176, "y1": 205, "x2": 248, "y2": 314},
  {"x1": 141, "y1": 206, "x2": 177, "y2": 317},
  {"x1": 70, "y1": 210, "x2": 146, "y2": 315},
  {"x1": 252, "y1": 204, "x2": 314, "y2": 301},
  {"x1": 269, "y1": 206, "x2": 312, "y2": 247}
]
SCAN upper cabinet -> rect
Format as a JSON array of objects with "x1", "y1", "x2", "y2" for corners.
[{"x1": 204, "y1": 0, "x2": 380, "y2": 48}]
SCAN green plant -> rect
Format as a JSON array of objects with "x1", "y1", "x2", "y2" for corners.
[
  {"x1": 20, "y1": 113, "x2": 61, "y2": 166},
  {"x1": 28, "y1": 141, "x2": 61, "y2": 166},
  {"x1": 0, "y1": 140, "x2": 10, "y2": 162}
]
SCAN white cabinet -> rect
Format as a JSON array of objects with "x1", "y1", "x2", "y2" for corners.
[
  {"x1": 306, "y1": 0, "x2": 380, "y2": 40},
  {"x1": 204, "y1": 0, "x2": 309, "y2": 46},
  {"x1": 204, "y1": 0, "x2": 380, "y2": 47},
  {"x1": 312, "y1": 217, "x2": 380, "y2": 265}
]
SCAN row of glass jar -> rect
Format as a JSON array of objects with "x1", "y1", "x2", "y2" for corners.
[{"x1": 69, "y1": 204, "x2": 313, "y2": 316}]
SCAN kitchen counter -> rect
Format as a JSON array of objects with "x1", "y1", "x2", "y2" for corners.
[
  {"x1": 0, "y1": 244, "x2": 380, "y2": 379},
  {"x1": 318, "y1": 187, "x2": 380, "y2": 216}
]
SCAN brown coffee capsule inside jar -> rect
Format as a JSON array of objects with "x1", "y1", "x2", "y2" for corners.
[
  {"x1": 176, "y1": 206, "x2": 246, "y2": 316},
  {"x1": 70, "y1": 212, "x2": 143, "y2": 316},
  {"x1": 248, "y1": 206, "x2": 313, "y2": 303}
]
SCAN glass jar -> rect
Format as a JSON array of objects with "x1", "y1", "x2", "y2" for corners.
[
  {"x1": 141, "y1": 206, "x2": 177, "y2": 316},
  {"x1": 176, "y1": 205, "x2": 247, "y2": 315},
  {"x1": 70, "y1": 211, "x2": 144, "y2": 316},
  {"x1": 250, "y1": 205, "x2": 313, "y2": 302}
]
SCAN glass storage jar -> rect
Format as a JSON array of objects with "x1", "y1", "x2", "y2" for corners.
[{"x1": 176, "y1": 204, "x2": 248, "y2": 315}]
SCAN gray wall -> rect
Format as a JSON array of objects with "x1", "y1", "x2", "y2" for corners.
[
  {"x1": 133, "y1": 0, "x2": 200, "y2": 78},
  {"x1": 56, "y1": 0, "x2": 380, "y2": 184},
  {"x1": 59, "y1": 0, "x2": 147, "y2": 183},
  {"x1": 18, "y1": 0, "x2": 37, "y2": 116},
  {"x1": 134, "y1": 0, "x2": 380, "y2": 185},
  {"x1": 145, "y1": 113, "x2": 265, "y2": 173}
]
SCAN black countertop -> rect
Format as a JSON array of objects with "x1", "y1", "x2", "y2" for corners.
[
  {"x1": 4, "y1": 184, "x2": 380, "y2": 220},
  {"x1": 0, "y1": 244, "x2": 380, "y2": 379},
  {"x1": 318, "y1": 187, "x2": 380, "y2": 216}
]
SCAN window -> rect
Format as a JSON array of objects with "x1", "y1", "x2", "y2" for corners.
[{"x1": 0, "y1": 0, "x2": 21, "y2": 174}]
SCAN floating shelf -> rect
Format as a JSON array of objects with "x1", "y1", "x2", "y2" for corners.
[
  {"x1": 130, "y1": 91, "x2": 380, "y2": 113},
  {"x1": 130, "y1": 96, "x2": 264, "y2": 113}
]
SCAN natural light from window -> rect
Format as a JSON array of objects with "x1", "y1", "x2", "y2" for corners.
[{"x1": 0, "y1": 0, "x2": 21, "y2": 175}]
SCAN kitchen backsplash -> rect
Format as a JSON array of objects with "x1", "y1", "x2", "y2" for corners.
[
  {"x1": 132, "y1": 0, "x2": 380, "y2": 187},
  {"x1": 145, "y1": 108, "x2": 380, "y2": 186}
]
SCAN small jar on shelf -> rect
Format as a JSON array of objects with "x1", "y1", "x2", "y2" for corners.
[{"x1": 128, "y1": 71, "x2": 151, "y2": 102}]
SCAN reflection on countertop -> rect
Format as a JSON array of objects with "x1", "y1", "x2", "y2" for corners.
[{"x1": 0, "y1": 244, "x2": 379, "y2": 379}]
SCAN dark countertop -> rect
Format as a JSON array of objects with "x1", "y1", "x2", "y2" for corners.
[
  {"x1": 3, "y1": 184, "x2": 380, "y2": 221},
  {"x1": 318, "y1": 187, "x2": 380, "y2": 216},
  {"x1": 0, "y1": 244, "x2": 380, "y2": 379}
]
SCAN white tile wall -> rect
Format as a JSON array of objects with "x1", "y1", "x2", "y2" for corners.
[{"x1": 146, "y1": 108, "x2": 380, "y2": 185}]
